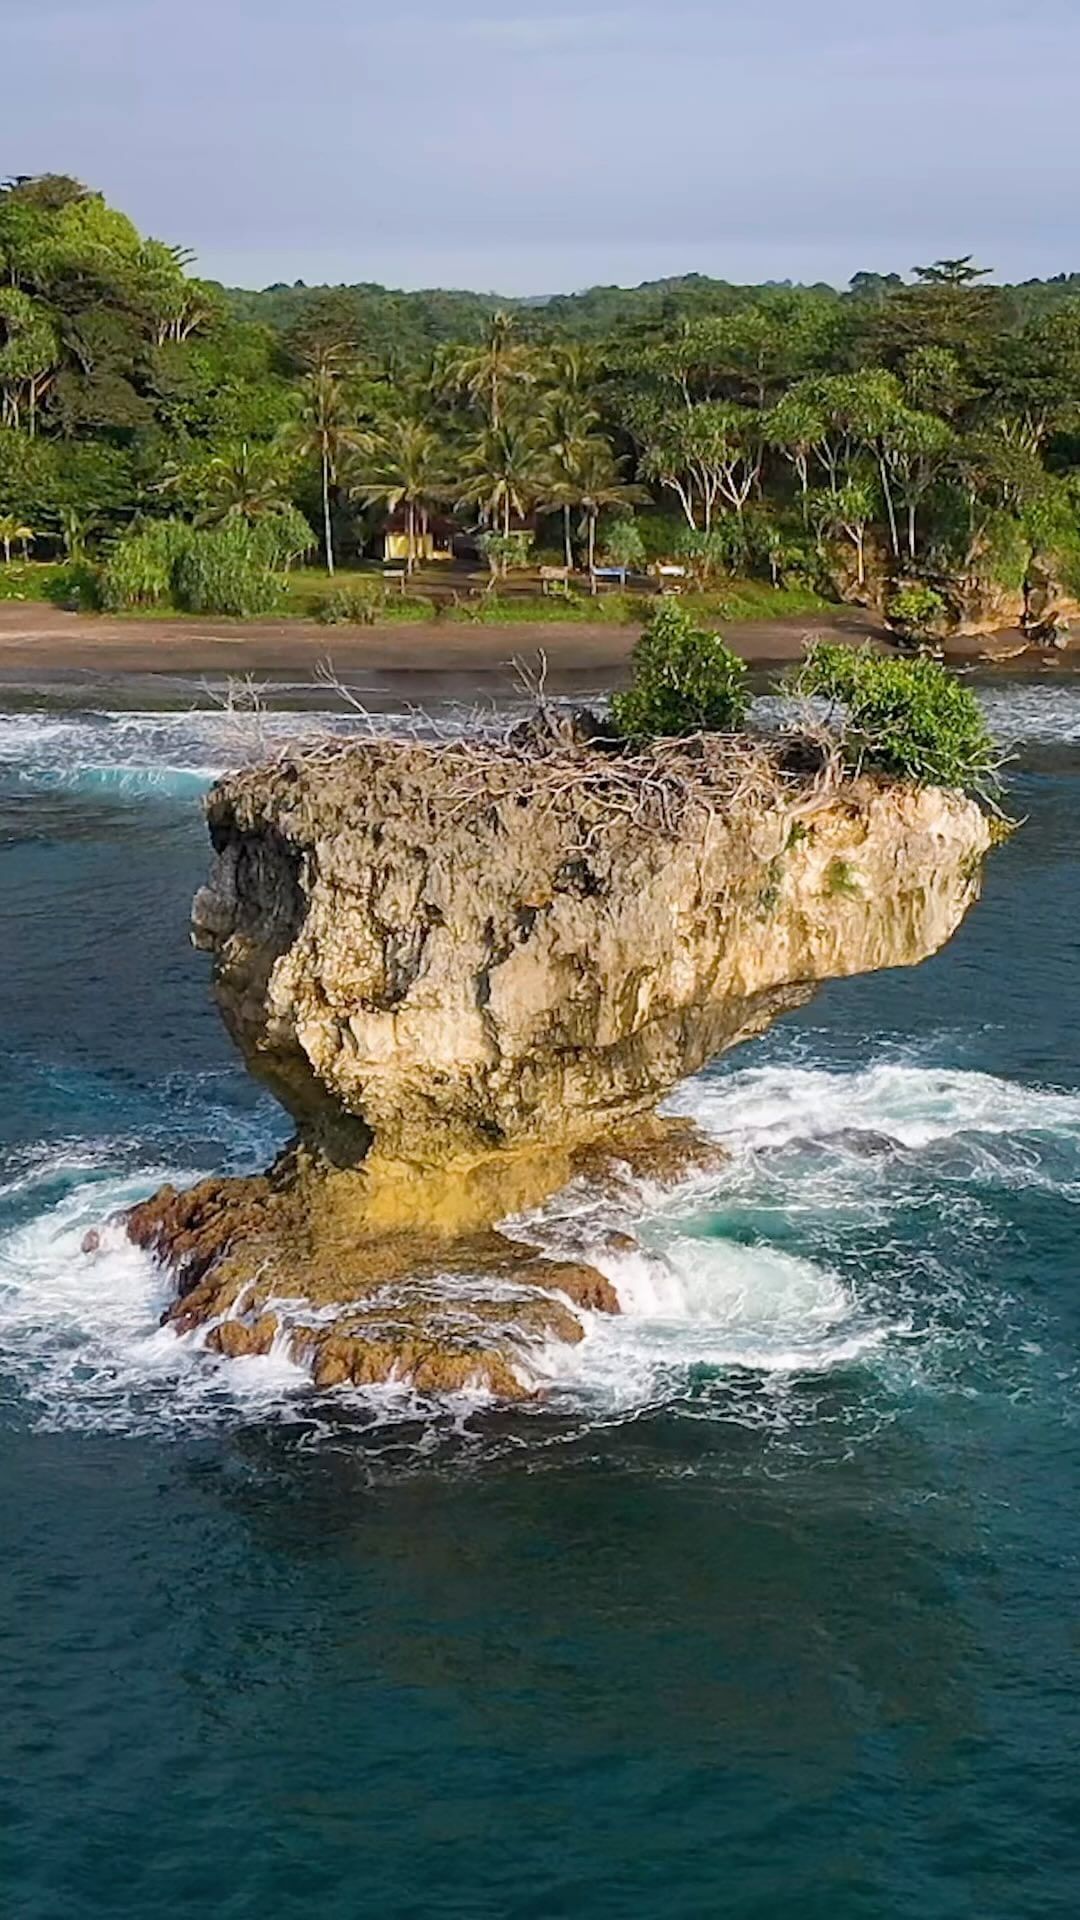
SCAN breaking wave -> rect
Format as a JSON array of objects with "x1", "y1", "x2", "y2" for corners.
[
  {"x1": 2, "y1": 672, "x2": 1078, "y2": 802},
  {"x1": 1, "y1": 1056, "x2": 1076, "y2": 1449}
]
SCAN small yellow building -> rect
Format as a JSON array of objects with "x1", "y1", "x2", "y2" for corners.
[{"x1": 381, "y1": 515, "x2": 455, "y2": 564}]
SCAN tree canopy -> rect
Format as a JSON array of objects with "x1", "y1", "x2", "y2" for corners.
[{"x1": 4, "y1": 174, "x2": 1080, "y2": 620}]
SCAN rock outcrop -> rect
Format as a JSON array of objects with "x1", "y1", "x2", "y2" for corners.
[
  {"x1": 125, "y1": 725, "x2": 991, "y2": 1396},
  {"x1": 191, "y1": 733, "x2": 989, "y2": 1165}
]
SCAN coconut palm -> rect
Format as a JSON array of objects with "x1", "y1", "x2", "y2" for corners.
[
  {"x1": 196, "y1": 440, "x2": 294, "y2": 525},
  {"x1": 539, "y1": 342, "x2": 595, "y2": 404},
  {"x1": 0, "y1": 514, "x2": 35, "y2": 563},
  {"x1": 350, "y1": 418, "x2": 452, "y2": 574},
  {"x1": 540, "y1": 390, "x2": 602, "y2": 567},
  {"x1": 438, "y1": 311, "x2": 536, "y2": 429},
  {"x1": 278, "y1": 366, "x2": 367, "y2": 574},
  {"x1": 457, "y1": 415, "x2": 547, "y2": 539},
  {"x1": 543, "y1": 439, "x2": 647, "y2": 574}
]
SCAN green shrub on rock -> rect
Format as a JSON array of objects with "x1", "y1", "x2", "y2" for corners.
[
  {"x1": 886, "y1": 583, "x2": 947, "y2": 641},
  {"x1": 793, "y1": 641, "x2": 997, "y2": 794},
  {"x1": 610, "y1": 603, "x2": 750, "y2": 738}
]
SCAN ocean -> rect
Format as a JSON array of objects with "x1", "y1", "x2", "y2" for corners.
[{"x1": 1, "y1": 671, "x2": 1078, "y2": 1918}]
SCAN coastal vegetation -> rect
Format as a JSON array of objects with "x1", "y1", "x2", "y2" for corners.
[
  {"x1": 612, "y1": 604, "x2": 997, "y2": 797},
  {"x1": 610, "y1": 603, "x2": 749, "y2": 736},
  {"x1": 3, "y1": 175, "x2": 1080, "y2": 629}
]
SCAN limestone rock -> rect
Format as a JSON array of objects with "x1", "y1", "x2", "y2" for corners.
[
  {"x1": 126, "y1": 729, "x2": 991, "y2": 1397},
  {"x1": 192, "y1": 736, "x2": 990, "y2": 1167}
]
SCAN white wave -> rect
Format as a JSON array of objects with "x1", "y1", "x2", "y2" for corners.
[
  {"x1": 0, "y1": 1173, "x2": 309, "y2": 1434},
  {"x1": 3, "y1": 1053, "x2": 1075, "y2": 1442},
  {"x1": 0, "y1": 709, "x2": 375, "y2": 791},
  {"x1": 0, "y1": 696, "x2": 606, "y2": 794},
  {"x1": 665, "y1": 1059, "x2": 1080, "y2": 1155},
  {"x1": 524, "y1": 1231, "x2": 892, "y2": 1412},
  {"x1": 977, "y1": 681, "x2": 1080, "y2": 746},
  {"x1": 0, "y1": 1138, "x2": 134, "y2": 1204}
]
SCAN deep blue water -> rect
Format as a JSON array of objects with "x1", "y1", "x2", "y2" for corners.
[{"x1": 1, "y1": 680, "x2": 1079, "y2": 1919}]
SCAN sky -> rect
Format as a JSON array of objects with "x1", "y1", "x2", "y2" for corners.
[{"x1": 7, "y1": 0, "x2": 1080, "y2": 294}]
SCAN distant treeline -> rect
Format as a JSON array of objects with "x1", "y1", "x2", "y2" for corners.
[
  {"x1": 5, "y1": 173, "x2": 1080, "y2": 628},
  {"x1": 221, "y1": 268, "x2": 1080, "y2": 357}
]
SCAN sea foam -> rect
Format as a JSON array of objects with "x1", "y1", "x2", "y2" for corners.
[{"x1": 2, "y1": 1053, "x2": 1075, "y2": 1444}]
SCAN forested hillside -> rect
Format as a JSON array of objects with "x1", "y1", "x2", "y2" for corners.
[{"x1": 4, "y1": 172, "x2": 1080, "y2": 630}]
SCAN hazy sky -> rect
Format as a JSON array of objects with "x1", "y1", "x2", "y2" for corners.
[{"x1": 7, "y1": 0, "x2": 1078, "y2": 293}]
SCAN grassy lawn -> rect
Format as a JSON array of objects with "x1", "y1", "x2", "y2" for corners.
[
  {"x1": 288, "y1": 570, "x2": 835, "y2": 627},
  {"x1": 0, "y1": 558, "x2": 836, "y2": 627},
  {"x1": 0, "y1": 561, "x2": 73, "y2": 603}
]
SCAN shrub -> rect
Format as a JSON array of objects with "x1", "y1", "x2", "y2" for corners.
[
  {"x1": 599, "y1": 515, "x2": 646, "y2": 571},
  {"x1": 173, "y1": 522, "x2": 284, "y2": 616},
  {"x1": 250, "y1": 505, "x2": 315, "y2": 573},
  {"x1": 45, "y1": 560, "x2": 102, "y2": 611},
  {"x1": 477, "y1": 530, "x2": 533, "y2": 578},
  {"x1": 792, "y1": 640, "x2": 998, "y2": 793},
  {"x1": 100, "y1": 516, "x2": 300, "y2": 617},
  {"x1": 100, "y1": 521, "x2": 188, "y2": 610},
  {"x1": 315, "y1": 584, "x2": 383, "y2": 626},
  {"x1": 610, "y1": 602, "x2": 751, "y2": 738},
  {"x1": 673, "y1": 522, "x2": 741, "y2": 582},
  {"x1": 0, "y1": 561, "x2": 76, "y2": 604},
  {"x1": 635, "y1": 509, "x2": 695, "y2": 564},
  {"x1": 886, "y1": 583, "x2": 947, "y2": 640}
]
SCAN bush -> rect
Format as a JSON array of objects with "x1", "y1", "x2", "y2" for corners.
[
  {"x1": 599, "y1": 515, "x2": 646, "y2": 571},
  {"x1": 44, "y1": 560, "x2": 102, "y2": 611},
  {"x1": 793, "y1": 641, "x2": 998, "y2": 793},
  {"x1": 886, "y1": 583, "x2": 947, "y2": 640},
  {"x1": 673, "y1": 522, "x2": 742, "y2": 582},
  {"x1": 477, "y1": 530, "x2": 533, "y2": 577},
  {"x1": 610, "y1": 603, "x2": 751, "y2": 738},
  {"x1": 100, "y1": 515, "x2": 304, "y2": 617},
  {"x1": 315, "y1": 584, "x2": 383, "y2": 626},
  {"x1": 250, "y1": 505, "x2": 315, "y2": 572},
  {"x1": 0, "y1": 561, "x2": 76, "y2": 604},
  {"x1": 173, "y1": 522, "x2": 285, "y2": 616},
  {"x1": 100, "y1": 521, "x2": 188, "y2": 610},
  {"x1": 635, "y1": 509, "x2": 694, "y2": 564}
]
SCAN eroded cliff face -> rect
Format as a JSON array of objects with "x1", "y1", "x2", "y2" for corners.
[
  {"x1": 191, "y1": 734, "x2": 990, "y2": 1167},
  {"x1": 122, "y1": 728, "x2": 990, "y2": 1398}
]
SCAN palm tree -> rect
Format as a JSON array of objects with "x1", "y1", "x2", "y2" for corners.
[
  {"x1": 544, "y1": 439, "x2": 646, "y2": 575},
  {"x1": 196, "y1": 441, "x2": 293, "y2": 525},
  {"x1": 438, "y1": 311, "x2": 536, "y2": 428},
  {"x1": 457, "y1": 415, "x2": 546, "y2": 539},
  {"x1": 350, "y1": 418, "x2": 452, "y2": 574},
  {"x1": 538, "y1": 388, "x2": 603, "y2": 568},
  {"x1": 278, "y1": 366, "x2": 366, "y2": 574},
  {"x1": 0, "y1": 514, "x2": 34, "y2": 564},
  {"x1": 541, "y1": 342, "x2": 595, "y2": 403}
]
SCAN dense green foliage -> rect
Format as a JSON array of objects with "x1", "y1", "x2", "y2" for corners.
[
  {"x1": 611, "y1": 603, "x2": 750, "y2": 736},
  {"x1": 100, "y1": 516, "x2": 309, "y2": 616},
  {"x1": 4, "y1": 176, "x2": 1080, "y2": 620},
  {"x1": 793, "y1": 642, "x2": 998, "y2": 792},
  {"x1": 886, "y1": 583, "x2": 948, "y2": 639}
]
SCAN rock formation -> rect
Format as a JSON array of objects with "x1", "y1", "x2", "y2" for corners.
[{"x1": 124, "y1": 723, "x2": 991, "y2": 1397}]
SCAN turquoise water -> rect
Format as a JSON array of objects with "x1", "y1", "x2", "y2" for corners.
[{"x1": 1, "y1": 680, "x2": 1079, "y2": 1918}]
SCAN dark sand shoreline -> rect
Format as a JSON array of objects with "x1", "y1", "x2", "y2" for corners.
[{"x1": 0, "y1": 600, "x2": 1047, "y2": 693}]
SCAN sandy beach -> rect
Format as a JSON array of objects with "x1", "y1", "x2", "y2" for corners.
[{"x1": 0, "y1": 600, "x2": 1038, "y2": 695}]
